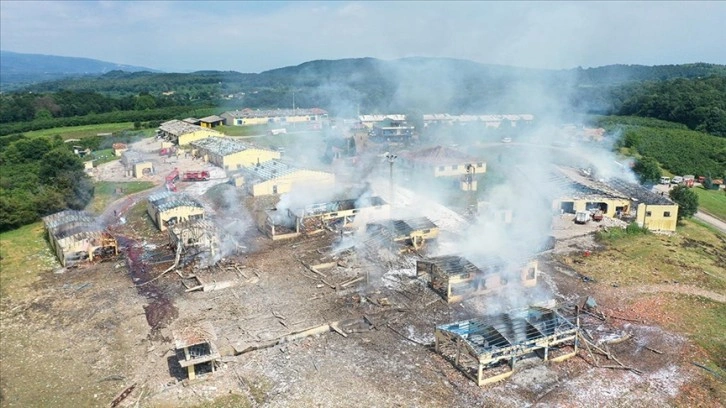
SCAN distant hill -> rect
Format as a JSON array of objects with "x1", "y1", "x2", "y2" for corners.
[
  {"x1": 0, "y1": 50, "x2": 161, "y2": 89},
  {"x1": 6, "y1": 55, "x2": 726, "y2": 118}
]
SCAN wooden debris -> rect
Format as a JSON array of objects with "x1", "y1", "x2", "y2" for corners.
[
  {"x1": 645, "y1": 346, "x2": 664, "y2": 354},
  {"x1": 110, "y1": 383, "x2": 136, "y2": 408},
  {"x1": 692, "y1": 362, "x2": 724, "y2": 379},
  {"x1": 330, "y1": 322, "x2": 348, "y2": 338},
  {"x1": 386, "y1": 324, "x2": 426, "y2": 346},
  {"x1": 340, "y1": 276, "x2": 364, "y2": 288}
]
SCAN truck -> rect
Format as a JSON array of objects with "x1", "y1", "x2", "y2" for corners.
[
  {"x1": 183, "y1": 170, "x2": 211, "y2": 181},
  {"x1": 269, "y1": 128, "x2": 287, "y2": 136},
  {"x1": 575, "y1": 211, "x2": 590, "y2": 224}
]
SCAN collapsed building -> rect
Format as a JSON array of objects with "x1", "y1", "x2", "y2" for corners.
[
  {"x1": 168, "y1": 220, "x2": 221, "y2": 267},
  {"x1": 230, "y1": 159, "x2": 335, "y2": 196},
  {"x1": 172, "y1": 322, "x2": 221, "y2": 380},
  {"x1": 147, "y1": 191, "x2": 205, "y2": 232},
  {"x1": 263, "y1": 195, "x2": 390, "y2": 240},
  {"x1": 158, "y1": 119, "x2": 223, "y2": 146},
  {"x1": 365, "y1": 217, "x2": 439, "y2": 252},
  {"x1": 42, "y1": 210, "x2": 118, "y2": 267},
  {"x1": 191, "y1": 137, "x2": 280, "y2": 171},
  {"x1": 416, "y1": 255, "x2": 538, "y2": 303},
  {"x1": 435, "y1": 307, "x2": 579, "y2": 386}
]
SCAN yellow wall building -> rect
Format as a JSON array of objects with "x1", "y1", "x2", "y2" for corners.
[
  {"x1": 236, "y1": 160, "x2": 335, "y2": 196},
  {"x1": 636, "y1": 203, "x2": 678, "y2": 232},
  {"x1": 158, "y1": 120, "x2": 223, "y2": 146},
  {"x1": 221, "y1": 108, "x2": 328, "y2": 126},
  {"x1": 191, "y1": 137, "x2": 280, "y2": 171},
  {"x1": 147, "y1": 191, "x2": 205, "y2": 231},
  {"x1": 42, "y1": 210, "x2": 118, "y2": 267}
]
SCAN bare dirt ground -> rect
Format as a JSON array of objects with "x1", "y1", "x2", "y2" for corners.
[{"x1": 1, "y1": 138, "x2": 724, "y2": 408}]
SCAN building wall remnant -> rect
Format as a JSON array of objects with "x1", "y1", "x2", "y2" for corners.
[
  {"x1": 416, "y1": 255, "x2": 538, "y2": 303},
  {"x1": 42, "y1": 210, "x2": 118, "y2": 267},
  {"x1": 435, "y1": 307, "x2": 578, "y2": 386},
  {"x1": 147, "y1": 191, "x2": 205, "y2": 231}
]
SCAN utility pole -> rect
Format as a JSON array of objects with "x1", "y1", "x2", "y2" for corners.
[{"x1": 385, "y1": 152, "x2": 397, "y2": 206}]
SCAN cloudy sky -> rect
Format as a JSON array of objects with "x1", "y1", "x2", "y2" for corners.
[{"x1": 1, "y1": 1, "x2": 724, "y2": 73}]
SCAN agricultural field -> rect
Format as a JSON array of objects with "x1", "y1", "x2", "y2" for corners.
[
  {"x1": 23, "y1": 122, "x2": 136, "y2": 140},
  {"x1": 693, "y1": 187, "x2": 726, "y2": 221}
]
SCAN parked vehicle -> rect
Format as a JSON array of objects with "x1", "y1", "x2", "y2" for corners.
[
  {"x1": 575, "y1": 211, "x2": 590, "y2": 224},
  {"x1": 269, "y1": 128, "x2": 287, "y2": 135},
  {"x1": 183, "y1": 170, "x2": 211, "y2": 181},
  {"x1": 683, "y1": 175, "x2": 695, "y2": 187},
  {"x1": 591, "y1": 209, "x2": 604, "y2": 222},
  {"x1": 660, "y1": 176, "x2": 671, "y2": 185},
  {"x1": 671, "y1": 176, "x2": 683, "y2": 185}
]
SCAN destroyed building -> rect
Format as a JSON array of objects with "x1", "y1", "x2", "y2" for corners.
[
  {"x1": 435, "y1": 307, "x2": 579, "y2": 386},
  {"x1": 147, "y1": 191, "x2": 205, "y2": 231},
  {"x1": 552, "y1": 167, "x2": 679, "y2": 232},
  {"x1": 158, "y1": 119, "x2": 223, "y2": 146},
  {"x1": 230, "y1": 159, "x2": 335, "y2": 196},
  {"x1": 120, "y1": 151, "x2": 154, "y2": 178},
  {"x1": 172, "y1": 322, "x2": 221, "y2": 380},
  {"x1": 42, "y1": 210, "x2": 118, "y2": 267},
  {"x1": 416, "y1": 255, "x2": 538, "y2": 303},
  {"x1": 191, "y1": 137, "x2": 280, "y2": 171},
  {"x1": 263, "y1": 195, "x2": 390, "y2": 240},
  {"x1": 365, "y1": 217, "x2": 439, "y2": 251},
  {"x1": 168, "y1": 220, "x2": 221, "y2": 267}
]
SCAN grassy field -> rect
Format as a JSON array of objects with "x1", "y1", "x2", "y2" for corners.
[
  {"x1": 0, "y1": 222, "x2": 57, "y2": 297},
  {"x1": 584, "y1": 220, "x2": 725, "y2": 291},
  {"x1": 85, "y1": 181, "x2": 156, "y2": 215},
  {"x1": 90, "y1": 148, "x2": 118, "y2": 166},
  {"x1": 215, "y1": 124, "x2": 269, "y2": 137},
  {"x1": 23, "y1": 122, "x2": 136, "y2": 140},
  {"x1": 692, "y1": 186, "x2": 726, "y2": 221},
  {"x1": 562, "y1": 219, "x2": 726, "y2": 368}
]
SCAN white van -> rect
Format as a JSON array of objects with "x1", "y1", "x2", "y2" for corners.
[
  {"x1": 660, "y1": 176, "x2": 671, "y2": 185},
  {"x1": 671, "y1": 176, "x2": 683, "y2": 184}
]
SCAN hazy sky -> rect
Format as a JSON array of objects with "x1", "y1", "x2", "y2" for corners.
[{"x1": 1, "y1": 1, "x2": 724, "y2": 73}]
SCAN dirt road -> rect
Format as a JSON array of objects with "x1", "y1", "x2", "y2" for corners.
[{"x1": 694, "y1": 211, "x2": 726, "y2": 234}]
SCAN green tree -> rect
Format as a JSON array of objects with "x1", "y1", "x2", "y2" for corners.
[
  {"x1": 669, "y1": 185, "x2": 699, "y2": 220},
  {"x1": 633, "y1": 156, "x2": 662, "y2": 184}
]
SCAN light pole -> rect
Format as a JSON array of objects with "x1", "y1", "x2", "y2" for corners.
[{"x1": 385, "y1": 152, "x2": 397, "y2": 205}]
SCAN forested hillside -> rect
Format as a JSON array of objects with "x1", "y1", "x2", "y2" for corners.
[
  {"x1": 616, "y1": 76, "x2": 726, "y2": 136},
  {"x1": 3, "y1": 58, "x2": 724, "y2": 138}
]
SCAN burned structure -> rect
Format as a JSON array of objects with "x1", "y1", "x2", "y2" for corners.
[
  {"x1": 552, "y1": 167, "x2": 679, "y2": 232},
  {"x1": 435, "y1": 307, "x2": 579, "y2": 385},
  {"x1": 121, "y1": 151, "x2": 154, "y2": 178},
  {"x1": 263, "y1": 196, "x2": 390, "y2": 240},
  {"x1": 172, "y1": 322, "x2": 221, "y2": 380},
  {"x1": 168, "y1": 220, "x2": 221, "y2": 267},
  {"x1": 365, "y1": 217, "x2": 439, "y2": 252},
  {"x1": 42, "y1": 210, "x2": 118, "y2": 267},
  {"x1": 147, "y1": 191, "x2": 205, "y2": 232},
  {"x1": 416, "y1": 255, "x2": 538, "y2": 303}
]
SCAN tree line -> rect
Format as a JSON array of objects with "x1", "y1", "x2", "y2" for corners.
[{"x1": 0, "y1": 135, "x2": 94, "y2": 232}]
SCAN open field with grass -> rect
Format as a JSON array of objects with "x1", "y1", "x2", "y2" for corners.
[
  {"x1": 0, "y1": 222, "x2": 57, "y2": 297},
  {"x1": 693, "y1": 187, "x2": 726, "y2": 221},
  {"x1": 23, "y1": 122, "x2": 135, "y2": 139},
  {"x1": 215, "y1": 124, "x2": 268, "y2": 136},
  {"x1": 558, "y1": 219, "x2": 726, "y2": 374},
  {"x1": 85, "y1": 181, "x2": 156, "y2": 215},
  {"x1": 582, "y1": 220, "x2": 726, "y2": 291}
]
